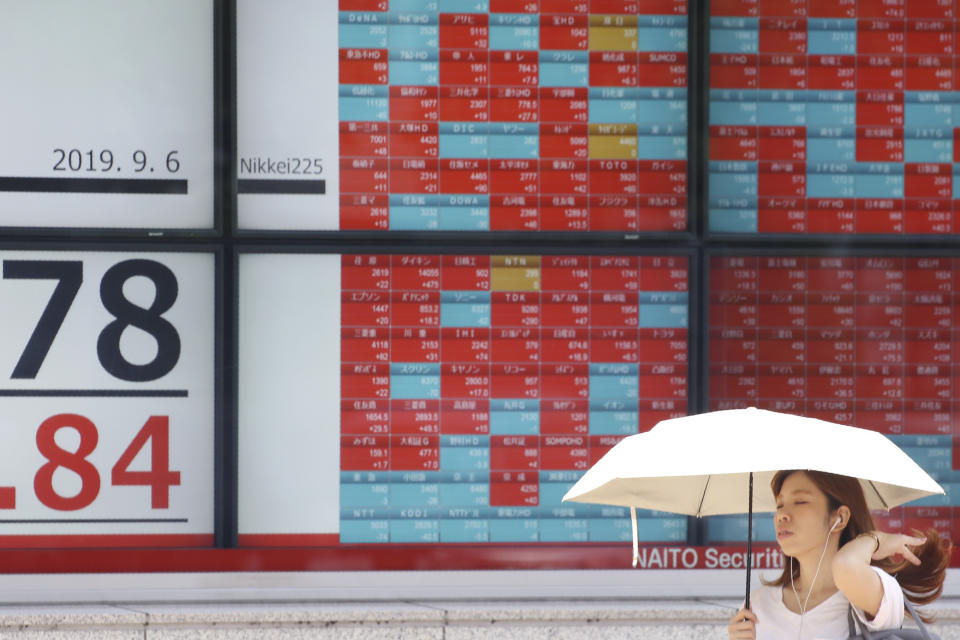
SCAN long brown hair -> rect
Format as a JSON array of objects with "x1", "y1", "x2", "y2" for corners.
[{"x1": 765, "y1": 470, "x2": 951, "y2": 622}]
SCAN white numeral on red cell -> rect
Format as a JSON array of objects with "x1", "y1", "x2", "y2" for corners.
[{"x1": 30, "y1": 414, "x2": 180, "y2": 511}]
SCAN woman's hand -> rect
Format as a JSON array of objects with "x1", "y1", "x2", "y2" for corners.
[
  {"x1": 728, "y1": 608, "x2": 757, "y2": 640},
  {"x1": 871, "y1": 531, "x2": 926, "y2": 565}
]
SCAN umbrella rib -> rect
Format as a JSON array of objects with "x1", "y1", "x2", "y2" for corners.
[
  {"x1": 697, "y1": 475, "x2": 711, "y2": 518},
  {"x1": 867, "y1": 480, "x2": 890, "y2": 511}
]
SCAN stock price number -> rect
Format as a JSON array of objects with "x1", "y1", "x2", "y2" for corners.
[{"x1": 2, "y1": 257, "x2": 187, "y2": 514}]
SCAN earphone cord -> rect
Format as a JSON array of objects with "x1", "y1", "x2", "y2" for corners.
[{"x1": 789, "y1": 525, "x2": 836, "y2": 639}]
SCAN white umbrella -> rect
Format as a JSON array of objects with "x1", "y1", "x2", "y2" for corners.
[{"x1": 562, "y1": 408, "x2": 945, "y2": 606}]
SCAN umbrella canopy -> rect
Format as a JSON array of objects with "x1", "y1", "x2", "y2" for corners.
[
  {"x1": 564, "y1": 408, "x2": 943, "y2": 515},
  {"x1": 562, "y1": 408, "x2": 945, "y2": 606}
]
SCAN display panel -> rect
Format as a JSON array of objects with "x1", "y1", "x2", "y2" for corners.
[
  {"x1": 709, "y1": 0, "x2": 960, "y2": 235},
  {"x1": 238, "y1": 252, "x2": 689, "y2": 548},
  {"x1": 708, "y1": 254, "x2": 958, "y2": 544},
  {"x1": 0, "y1": 250, "x2": 216, "y2": 546},
  {"x1": 236, "y1": 0, "x2": 688, "y2": 232},
  {"x1": 0, "y1": 1, "x2": 215, "y2": 230}
]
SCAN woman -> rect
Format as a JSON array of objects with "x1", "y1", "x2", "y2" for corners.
[{"x1": 728, "y1": 469, "x2": 950, "y2": 639}]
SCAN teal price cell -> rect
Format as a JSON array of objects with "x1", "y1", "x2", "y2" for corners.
[
  {"x1": 389, "y1": 517, "x2": 440, "y2": 543},
  {"x1": 489, "y1": 512, "x2": 538, "y2": 543},
  {"x1": 441, "y1": 291, "x2": 491, "y2": 327},
  {"x1": 340, "y1": 519, "x2": 390, "y2": 543},
  {"x1": 440, "y1": 518, "x2": 490, "y2": 542},
  {"x1": 340, "y1": 483, "x2": 390, "y2": 508},
  {"x1": 339, "y1": 86, "x2": 389, "y2": 122}
]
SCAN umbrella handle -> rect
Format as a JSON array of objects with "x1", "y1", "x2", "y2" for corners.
[{"x1": 745, "y1": 472, "x2": 753, "y2": 611}]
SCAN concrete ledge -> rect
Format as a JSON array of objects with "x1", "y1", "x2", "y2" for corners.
[{"x1": 0, "y1": 599, "x2": 956, "y2": 639}]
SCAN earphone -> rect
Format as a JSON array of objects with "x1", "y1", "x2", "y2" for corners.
[{"x1": 830, "y1": 517, "x2": 842, "y2": 532}]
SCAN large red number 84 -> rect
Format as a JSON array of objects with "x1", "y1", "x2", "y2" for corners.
[{"x1": 34, "y1": 414, "x2": 180, "y2": 511}]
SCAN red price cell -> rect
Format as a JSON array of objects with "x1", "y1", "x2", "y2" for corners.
[
  {"x1": 390, "y1": 158, "x2": 440, "y2": 194},
  {"x1": 856, "y1": 57, "x2": 905, "y2": 90},
  {"x1": 541, "y1": 292, "x2": 589, "y2": 327},
  {"x1": 441, "y1": 399, "x2": 490, "y2": 435},
  {"x1": 759, "y1": 0, "x2": 806, "y2": 16},
  {"x1": 857, "y1": 91, "x2": 904, "y2": 126},
  {"x1": 491, "y1": 293, "x2": 541, "y2": 327},
  {"x1": 540, "y1": 125, "x2": 589, "y2": 159},
  {"x1": 491, "y1": 159, "x2": 539, "y2": 194},
  {"x1": 342, "y1": 363, "x2": 390, "y2": 397},
  {"x1": 439, "y1": 159, "x2": 490, "y2": 194},
  {"x1": 391, "y1": 291, "x2": 441, "y2": 327},
  {"x1": 341, "y1": 328, "x2": 389, "y2": 363},
  {"x1": 540, "y1": 362, "x2": 589, "y2": 396},
  {"x1": 639, "y1": 52, "x2": 687, "y2": 87},
  {"x1": 639, "y1": 329, "x2": 687, "y2": 363},
  {"x1": 712, "y1": 0, "x2": 759, "y2": 17},
  {"x1": 592, "y1": 331, "x2": 639, "y2": 362},
  {"x1": 757, "y1": 296, "x2": 806, "y2": 327},
  {"x1": 759, "y1": 127, "x2": 806, "y2": 161},
  {"x1": 809, "y1": 0, "x2": 854, "y2": 17},
  {"x1": 592, "y1": 257, "x2": 639, "y2": 289},
  {"x1": 491, "y1": 86, "x2": 538, "y2": 122},
  {"x1": 808, "y1": 55, "x2": 856, "y2": 90},
  {"x1": 339, "y1": 48, "x2": 389, "y2": 84},
  {"x1": 390, "y1": 86, "x2": 440, "y2": 122},
  {"x1": 341, "y1": 399, "x2": 390, "y2": 435},
  {"x1": 390, "y1": 328, "x2": 440, "y2": 362},
  {"x1": 539, "y1": 88, "x2": 588, "y2": 123},
  {"x1": 538, "y1": 14, "x2": 588, "y2": 50},
  {"x1": 806, "y1": 373, "x2": 855, "y2": 400},
  {"x1": 491, "y1": 0, "x2": 539, "y2": 11},
  {"x1": 340, "y1": 194, "x2": 389, "y2": 230},
  {"x1": 904, "y1": 334, "x2": 952, "y2": 365},
  {"x1": 860, "y1": 0, "x2": 905, "y2": 18},
  {"x1": 710, "y1": 54, "x2": 758, "y2": 89},
  {"x1": 490, "y1": 436, "x2": 539, "y2": 470},
  {"x1": 590, "y1": 292, "x2": 639, "y2": 327},
  {"x1": 710, "y1": 126, "x2": 757, "y2": 162},
  {"x1": 391, "y1": 399, "x2": 441, "y2": 435},
  {"x1": 441, "y1": 364, "x2": 490, "y2": 398},
  {"x1": 340, "y1": 121, "x2": 388, "y2": 157},
  {"x1": 390, "y1": 122, "x2": 439, "y2": 158},
  {"x1": 439, "y1": 13, "x2": 490, "y2": 49},
  {"x1": 491, "y1": 364, "x2": 540, "y2": 398},
  {"x1": 392, "y1": 258, "x2": 440, "y2": 291},
  {"x1": 489, "y1": 472, "x2": 539, "y2": 506},
  {"x1": 340, "y1": 158, "x2": 389, "y2": 194},
  {"x1": 589, "y1": 52, "x2": 639, "y2": 87},
  {"x1": 759, "y1": 20, "x2": 807, "y2": 55},
  {"x1": 905, "y1": 164, "x2": 952, "y2": 198},
  {"x1": 589, "y1": 435, "x2": 625, "y2": 465},
  {"x1": 541, "y1": 256, "x2": 590, "y2": 289},
  {"x1": 341, "y1": 290, "x2": 390, "y2": 326},
  {"x1": 758, "y1": 162, "x2": 806, "y2": 198},
  {"x1": 390, "y1": 435, "x2": 439, "y2": 471},
  {"x1": 339, "y1": 0, "x2": 388, "y2": 9},
  {"x1": 439, "y1": 50, "x2": 490, "y2": 86},
  {"x1": 491, "y1": 328, "x2": 540, "y2": 362},
  {"x1": 907, "y1": 23, "x2": 951, "y2": 54},
  {"x1": 709, "y1": 370, "x2": 758, "y2": 400},
  {"x1": 441, "y1": 328, "x2": 491, "y2": 362},
  {"x1": 540, "y1": 435, "x2": 589, "y2": 470},
  {"x1": 439, "y1": 86, "x2": 489, "y2": 121},
  {"x1": 540, "y1": 195, "x2": 590, "y2": 229},
  {"x1": 540, "y1": 400, "x2": 589, "y2": 434},
  {"x1": 441, "y1": 255, "x2": 491, "y2": 290},
  {"x1": 758, "y1": 198, "x2": 806, "y2": 232}
]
